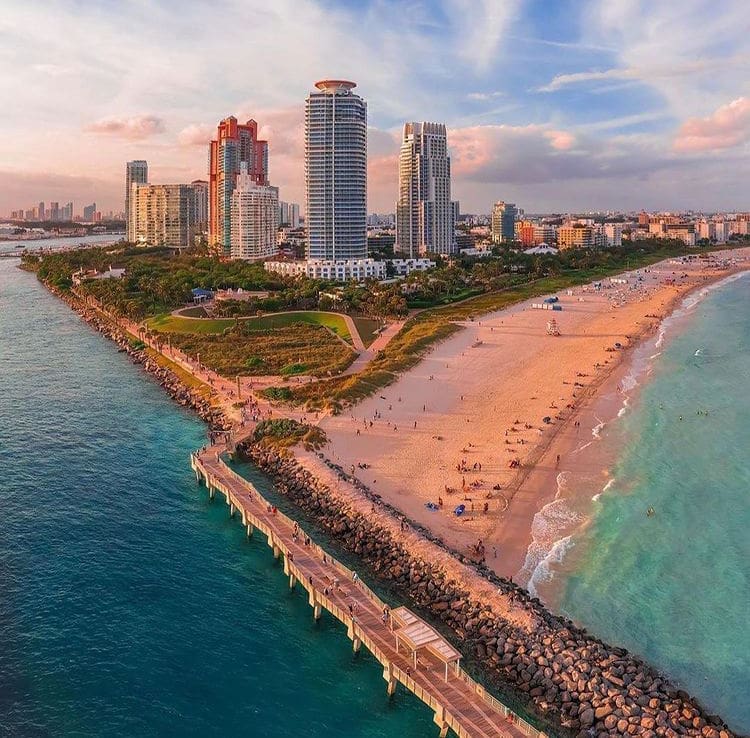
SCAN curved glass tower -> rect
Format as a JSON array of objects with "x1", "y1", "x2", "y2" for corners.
[{"x1": 305, "y1": 80, "x2": 367, "y2": 261}]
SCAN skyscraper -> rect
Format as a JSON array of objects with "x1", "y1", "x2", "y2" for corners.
[
  {"x1": 126, "y1": 160, "x2": 148, "y2": 241},
  {"x1": 130, "y1": 184, "x2": 198, "y2": 247},
  {"x1": 83, "y1": 203, "x2": 97, "y2": 221},
  {"x1": 190, "y1": 180, "x2": 209, "y2": 233},
  {"x1": 395, "y1": 122, "x2": 455, "y2": 257},
  {"x1": 208, "y1": 117, "x2": 268, "y2": 254},
  {"x1": 491, "y1": 201, "x2": 518, "y2": 244},
  {"x1": 38, "y1": 202, "x2": 45, "y2": 220},
  {"x1": 49, "y1": 202, "x2": 59, "y2": 221},
  {"x1": 279, "y1": 201, "x2": 300, "y2": 228},
  {"x1": 230, "y1": 165, "x2": 279, "y2": 261},
  {"x1": 305, "y1": 79, "x2": 367, "y2": 260}
]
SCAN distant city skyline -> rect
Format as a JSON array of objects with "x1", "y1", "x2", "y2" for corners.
[{"x1": 1, "y1": 1, "x2": 749, "y2": 215}]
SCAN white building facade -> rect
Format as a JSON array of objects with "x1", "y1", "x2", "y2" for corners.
[
  {"x1": 305, "y1": 80, "x2": 368, "y2": 261},
  {"x1": 265, "y1": 258, "x2": 385, "y2": 281},
  {"x1": 395, "y1": 122, "x2": 455, "y2": 257},
  {"x1": 230, "y1": 169, "x2": 280, "y2": 261}
]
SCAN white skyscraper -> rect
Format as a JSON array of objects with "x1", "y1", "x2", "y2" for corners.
[
  {"x1": 126, "y1": 160, "x2": 148, "y2": 241},
  {"x1": 305, "y1": 79, "x2": 367, "y2": 260},
  {"x1": 230, "y1": 166, "x2": 279, "y2": 261},
  {"x1": 396, "y1": 122, "x2": 455, "y2": 257}
]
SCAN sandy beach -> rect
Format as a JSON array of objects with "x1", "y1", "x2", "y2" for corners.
[{"x1": 313, "y1": 248, "x2": 750, "y2": 587}]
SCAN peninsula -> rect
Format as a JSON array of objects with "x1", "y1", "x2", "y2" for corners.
[{"x1": 21, "y1": 243, "x2": 749, "y2": 738}]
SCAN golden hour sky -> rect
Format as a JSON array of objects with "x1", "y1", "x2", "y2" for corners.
[{"x1": 2, "y1": 0, "x2": 749, "y2": 215}]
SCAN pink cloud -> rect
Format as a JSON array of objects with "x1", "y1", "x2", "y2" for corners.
[
  {"x1": 85, "y1": 115, "x2": 165, "y2": 140},
  {"x1": 674, "y1": 97, "x2": 750, "y2": 152},
  {"x1": 545, "y1": 130, "x2": 576, "y2": 150},
  {"x1": 177, "y1": 123, "x2": 214, "y2": 147}
]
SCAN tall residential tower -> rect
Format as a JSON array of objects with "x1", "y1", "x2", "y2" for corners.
[
  {"x1": 230, "y1": 165, "x2": 279, "y2": 261},
  {"x1": 491, "y1": 201, "x2": 518, "y2": 244},
  {"x1": 125, "y1": 160, "x2": 148, "y2": 241},
  {"x1": 305, "y1": 80, "x2": 367, "y2": 261},
  {"x1": 208, "y1": 117, "x2": 268, "y2": 253},
  {"x1": 395, "y1": 122, "x2": 455, "y2": 257}
]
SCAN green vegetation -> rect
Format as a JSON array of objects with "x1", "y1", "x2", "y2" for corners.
[
  {"x1": 252, "y1": 418, "x2": 327, "y2": 450},
  {"x1": 236, "y1": 311, "x2": 352, "y2": 341},
  {"x1": 278, "y1": 240, "x2": 740, "y2": 411},
  {"x1": 180, "y1": 306, "x2": 208, "y2": 318},
  {"x1": 147, "y1": 310, "x2": 352, "y2": 342},
  {"x1": 147, "y1": 314, "x2": 236, "y2": 334},
  {"x1": 23, "y1": 245, "x2": 297, "y2": 320},
  {"x1": 168, "y1": 322, "x2": 356, "y2": 378},
  {"x1": 351, "y1": 316, "x2": 383, "y2": 347},
  {"x1": 24, "y1": 237, "x2": 744, "y2": 413}
]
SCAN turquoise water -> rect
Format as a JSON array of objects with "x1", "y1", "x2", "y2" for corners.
[
  {"x1": 0, "y1": 259, "x2": 435, "y2": 736},
  {"x1": 559, "y1": 274, "x2": 750, "y2": 732}
]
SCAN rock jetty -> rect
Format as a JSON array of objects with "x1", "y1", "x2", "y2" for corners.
[
  {"x1": 56, "y1": 291, "x2": 228, "y2": 431},
  {"x1": 245, "y1": 443, "x2": 736, "y2": 738}
]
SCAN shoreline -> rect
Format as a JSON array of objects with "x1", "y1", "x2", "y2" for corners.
[
  {"x1": 22, "y1": 255, "x2": 747, "y2": 736},
  {"x1": 512, "y1": 265, "x2": 750, "y2": 595},
  {"x1": 46, "y1": 284, "x2": 231, "y2": 431},
  {"x1": 525, "y1": 267, "x2": 750, "y2": 604},
  {"x1": 317, "y1": 248, "x2": 750, "y2": 590}
]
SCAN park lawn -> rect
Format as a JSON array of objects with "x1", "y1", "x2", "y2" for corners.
[
  {"x1": 147, "y1": 310, "x2": 352, "y2": 342},
  {"x1": 351, "y1": 316, "x2": 382, "y2": 348},
  {"x1": 147, "y1": 314, "x2": 236, "y2": 334},
  {"x1": 243, "y1": 311, "x2": 352, "y2": 342},
  {"x1": 168, "y1": 322, "x2": 357, "y2": 378}
]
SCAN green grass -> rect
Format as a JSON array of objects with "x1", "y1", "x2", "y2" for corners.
[
  {"x1": 351, "y1": 316, "x2": 382, "y2": 347},
  {"x1": 147, "y1": 310, "x2": 352, "y2": 342},
  {"x1": 167, "y1": 322, "x2": 357, "y2": 378},
  {"x1": 180, "y1": 306, "x2": 208, "y2": 317},
  {"x1": 242, "y1": 311, "x2": 352, "y2": 342},
  {"x1": 147, "y1": 314, "x2": 235, "y2": 334}
]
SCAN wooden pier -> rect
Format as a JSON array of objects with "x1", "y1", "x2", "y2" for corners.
[{"x1": 191, "y1": 449, "x2": 547, "y2": 738}]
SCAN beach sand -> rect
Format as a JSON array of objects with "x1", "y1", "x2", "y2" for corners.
[{"x1": 313, "y1": 248, "x2": 750, "y2": 587}]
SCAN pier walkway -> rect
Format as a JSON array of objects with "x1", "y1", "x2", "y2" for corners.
[{"x1": 191, "y1": 448, "x2": 546, "y2": 738}]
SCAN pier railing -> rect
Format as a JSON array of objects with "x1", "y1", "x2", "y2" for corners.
[{"x1": 192, "y1": 451, "x2": 547, "y2": 738}]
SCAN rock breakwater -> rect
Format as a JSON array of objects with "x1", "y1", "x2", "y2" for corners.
[
  {"x1": 245, "y1": 443, "x2": 736, "y2": 738},
  {"x1": 56, "y1": 290, "x2": 228, "y2": 430}
]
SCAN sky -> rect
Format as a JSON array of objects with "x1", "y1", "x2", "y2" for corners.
[{"x1": 1, "y1": 0, "x2": 749, "y2": 216}]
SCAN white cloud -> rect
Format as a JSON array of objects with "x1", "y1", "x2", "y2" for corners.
[
  {"x1": 575, "y1": 0, "x2": 750, "y2": 117},
  {"x1": 177, "y1": 124, "x2": 214, "y2": 148},
  {"x1": 467, "y1": 91, "x2": 506, "y2": 101},
  {"x1": 445, "y1": 0, "x2": 521, "y2": 71},
  {"x1": 85, "y1": 115, "x2": 166, "y2": 140}
]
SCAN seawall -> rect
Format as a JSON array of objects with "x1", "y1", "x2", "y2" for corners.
[{"x1": 54, "y1": 287, "x2": 229, "y2": 430}]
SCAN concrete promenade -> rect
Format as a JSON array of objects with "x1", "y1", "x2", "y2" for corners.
[{"x1": 192, "y1": 448, "x2": 546, "y2": 738}]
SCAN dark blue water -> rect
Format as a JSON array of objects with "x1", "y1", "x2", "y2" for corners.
[
  {"x1": 0, "y1": 259, "x2": 435, "y2": 736},
  {"x1": 558, "y1": 274, "x2": 750, "y2": 732}
]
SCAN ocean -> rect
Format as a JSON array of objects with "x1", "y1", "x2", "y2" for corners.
[
  {"x1": 545, "y1": 273, "x2": 750, "y2": 732},
  {"x1": 0, "y1": 258, "x2": 435, "y2": 736}
]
